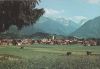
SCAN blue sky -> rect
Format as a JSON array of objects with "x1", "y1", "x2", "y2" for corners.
[{"x1": 37, "y1": 0, "x2": 100, "y2": 22}]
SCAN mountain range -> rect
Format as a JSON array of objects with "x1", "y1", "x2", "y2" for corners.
[
  {"x1": 21, "y1": 17, "x2": 80, "y2": 36},
  {"x1": 6, "y1": 16, "x2": 100, "y2": 39},
  {"x1": 71, "y1": 16, "x2": 100, "y2": 38}
]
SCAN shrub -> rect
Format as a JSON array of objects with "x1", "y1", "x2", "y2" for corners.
[
  {"x1": 66, "y1": 52, "x2": 72, "y2": 56},
  {"x1": 86, "y1": 51, "x2": 92, "y2": 55}
]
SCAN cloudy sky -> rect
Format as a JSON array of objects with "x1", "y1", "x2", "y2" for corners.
[{"x1": 37, "y1": 0, "x2": 100, "y2": 23}]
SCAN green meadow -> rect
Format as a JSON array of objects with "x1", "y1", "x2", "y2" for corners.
[{"x1": 0, "y1": 44, "x2": 100, "y2": 69}]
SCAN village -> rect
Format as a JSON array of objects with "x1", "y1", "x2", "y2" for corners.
[{"x1": 0, "y1": 36, "x2": 99, "y2": 46}]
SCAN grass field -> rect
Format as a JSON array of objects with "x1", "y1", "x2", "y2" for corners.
[{"x1": 0, "y1": 44, "x2": 100, "y2": 69}]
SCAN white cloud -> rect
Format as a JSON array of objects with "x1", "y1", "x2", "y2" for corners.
[
  {"x1": 44, "y1": 8, "x2": 65, "y2": 17},
  {"x1": 52, "y1": 16, "x2": 88, "y2": 23},
  {"x1": 73, "y1": 16, "x2": 87, "y2": 21},
  {"x1": 68, "y1": 16, "x2": 88, "y2": 23},
  {"x1": 53, "y1": 16, "x2": 88, "y2": 25},
  {"x1": 85, "y1": 0, "x2": 100, "y2": 4}
]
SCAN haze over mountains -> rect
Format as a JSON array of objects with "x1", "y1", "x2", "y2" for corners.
[
  {"x1": 21, "y1": 17, "x2": 81, "y2": 36},
  {"x1": 21, "y1": 16, "x2": 100, "y2": 38},
  {"x1": 6, "y1": 16, "x2": 100, "y2": 39}
]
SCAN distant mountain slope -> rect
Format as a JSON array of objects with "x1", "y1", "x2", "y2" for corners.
[
  {"x1": 72, "y1": 16, "x2": 100, "y2": 38},
  {"x1": 29, "y1": 32, "x2": 66, "y2": 39},
  {"x1": 21, "y1": 17, "x2": 79, "y2": 36}
]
